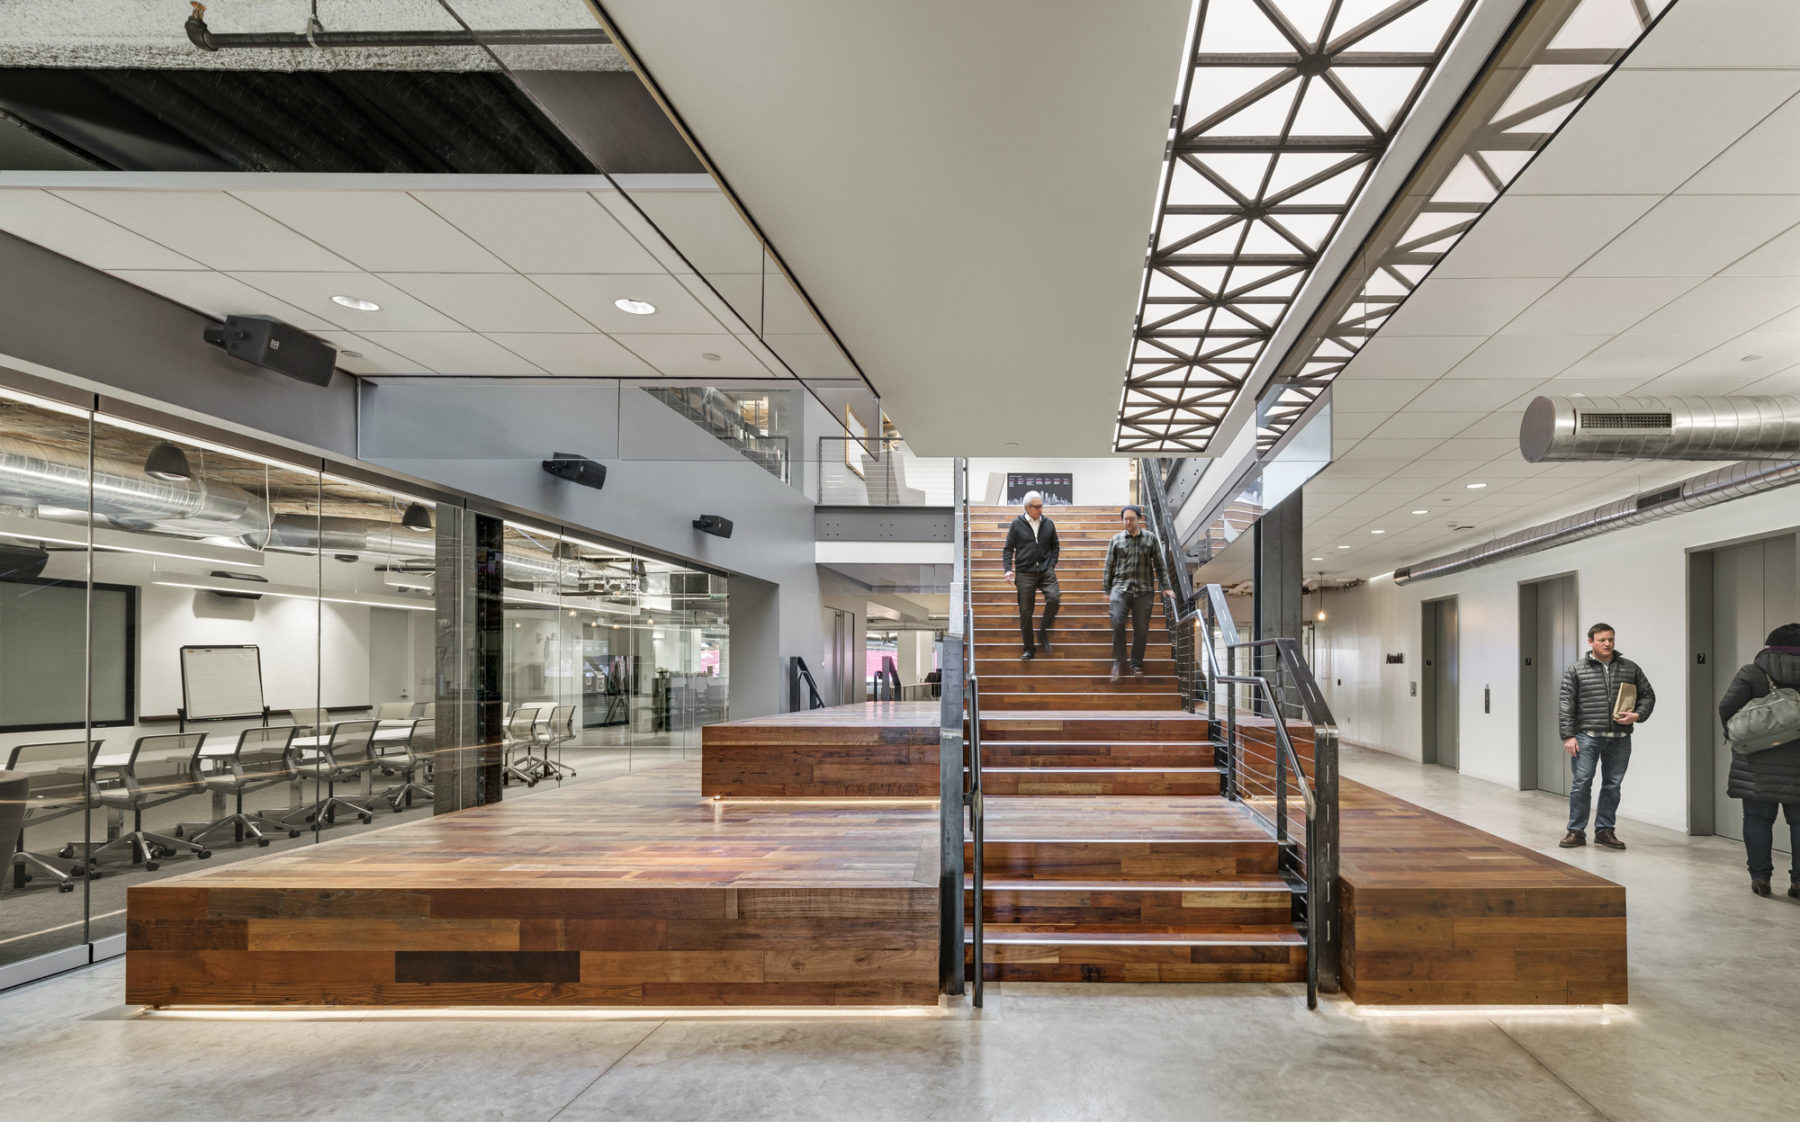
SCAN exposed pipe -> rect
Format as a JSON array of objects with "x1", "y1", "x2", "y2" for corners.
[
  {"x1": 184, "y1": 3, "x2": 611, "y2": 52},
  {"x1": 1521, "y1": 394, "x2": 1800, "y2": 463},
  {"x1": 1394, "y1": 457, "x2": 1800, "y2": 585},
  {"x1": 0, "y1": 436, "x2": 269, "y2": 541}
]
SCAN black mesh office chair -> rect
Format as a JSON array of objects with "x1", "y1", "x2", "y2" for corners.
[
  {"x1": 375, "y1": 718, "x2": 433, "y2": 811},
  {"x1": 5, "y1": 740, "x2": 100, "y2": 891},
  {"x1": 89, "y1": 734, "x2": 212, "y2": 872}
]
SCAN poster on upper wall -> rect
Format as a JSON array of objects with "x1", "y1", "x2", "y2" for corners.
[{"x1": 1006, "y1": 472, "x2": 1073, "y2": 506}]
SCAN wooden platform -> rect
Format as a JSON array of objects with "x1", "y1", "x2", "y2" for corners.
[
  {"x1": 701, "y1": 701, "x2": 939, "y2": 798},
  {"x1": 1337, "y1": 779, "x2": 1627, "y2": 1005},
  {"x1": 125, "y1": 762, "x2": 940, "y2": 1007}
]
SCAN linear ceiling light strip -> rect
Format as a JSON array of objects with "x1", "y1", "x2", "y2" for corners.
[
  {"x1": 1115, "y1": 0, "x2": 1480, "y2": 454},
  {"x1": 1251, "y1": 0, "x2": 1677, "y2": 453}
]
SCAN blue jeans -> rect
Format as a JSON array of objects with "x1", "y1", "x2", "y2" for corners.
[
  {"x1": 1743, "y1": 800, "x2": 1800, "y2": 883},
  {"x1": 1567, "y1": 734, "x2": 1631, "y2": 833}
]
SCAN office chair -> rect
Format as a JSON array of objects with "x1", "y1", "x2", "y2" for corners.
[
  {"x1": 376, "y1": 718, "x2": 433, "y2": 811},
  {"x1": 189, "y1": 727, "x2": 303, "y2": 848},
  {"x1": 289, "y1": 720, "x2": 379, "y2": 830},
  {"x1": 412, "y1": 701, "x2": 436, "y2": 719},
  {"x1": 88, "y1": 734, "x2": 212, "y2": 872},
  {"x1": 526, "y1": 705, "x2": 578, "y2": 782},
  {"x1": 288, "y1": 707, "x2": 329, "y2": 740},
  {"x1": 5, "y1": 740, "x2": 100, "y2": 891},
  {"x1": 375, "y1": 702, "x2": 414, "y2": 721},
  {"x1": 501, "y1": 706, "x2": 541, "y2": 788}
]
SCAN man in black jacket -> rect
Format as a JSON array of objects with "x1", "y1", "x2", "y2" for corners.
[
  {"x1": 1001, "y1": 491, "x2": 1060, "y2": 660},
  {"x1": 1558, "y1": 622, "x2": 1655, "y2": 850},
  {"x1": 1718, "y1": 622, "x2": 1800, "y2": 897}
]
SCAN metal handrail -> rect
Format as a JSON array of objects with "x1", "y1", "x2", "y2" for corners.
[{"x1": 966, "y1": 674, "x2": 985, "y2": 1008}]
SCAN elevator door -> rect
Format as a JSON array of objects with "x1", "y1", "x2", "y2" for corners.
[
  {"x1": 1531, "y1": 576, "x2": 1580, "y2": 796},
  {"x1": 1422, "y1": 598, "x2": 1459, "y2": 769},
  {"x1": 1711, "y1": 535, "x2": 1799, "y2": 841}
]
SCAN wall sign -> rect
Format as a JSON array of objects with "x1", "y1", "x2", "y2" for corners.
[{"x1": 1006, "y1": 472, "x2": 1073, "y2": 506}]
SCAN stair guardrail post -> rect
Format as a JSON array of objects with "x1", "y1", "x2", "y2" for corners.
[{"x1": 938, "y1": 458, "x2": 969, "y2": 996}]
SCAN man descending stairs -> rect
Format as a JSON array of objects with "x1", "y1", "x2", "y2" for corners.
[{"x1": 966, "y1": 504, "x2": 1306, "y2": 983}]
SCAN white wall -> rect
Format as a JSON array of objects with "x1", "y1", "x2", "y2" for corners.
[
  {"x1": 1316, "y1": 484, "x2": 1800, "y2": 835},
  {"x1": 966, "y1": 457, "x2": 1132, "y2": 506}
]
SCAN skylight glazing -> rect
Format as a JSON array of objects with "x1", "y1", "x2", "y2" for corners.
[
  {"x1": 1252, "y1": 0, "x2": 1676, "y2": 452},
  {"x1": 1115, "y1": 0, "x2": 1478, "y2": 453}
]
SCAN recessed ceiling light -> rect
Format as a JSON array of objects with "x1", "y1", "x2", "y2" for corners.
[
  {"x1": 1004, "y1": 441, "x2": 1020, "y2": 449},
  {"x1": 1310, "y1": 556, "x2": 1324, "y2": 561},
  {"x1": 701, "y1": 352, "x2": 721, "y2": 361},
  {"x1": 1411, "y1": 509, "x2": 1429, "y2": 515},
  {"x1": 1466, "y1": 482, "x2": 1488, "y2": 489},
  {"x1": 1336, "y1": 545, "x2": 1351, "y2": 550},
  {"x1": 340, "y1": 350, "x2": 363, "y2": 359},
  {"x1": 1370, "y1": 529, "x2": 1385, "y2": 535},
  {"x1": 614, "y1": 298, "x2": 657, "y2": 315},
  {"x1": 331, "y1": 295, "x2": 380, "y2": 311},
  {"x1": 1742, "y1": 354, "x2": 1763, "y2": 362}
]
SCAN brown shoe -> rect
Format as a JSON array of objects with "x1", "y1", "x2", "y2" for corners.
[
  {"x1": 1753, "y1": 880, "x2": 1773, "y2": 897},
  {"x1": 1559, "y1": 830, "x2": 1585, "y2": 848},
  {"x1": 1594, "y1": 829, "x2": 1626, "y2": 850}
]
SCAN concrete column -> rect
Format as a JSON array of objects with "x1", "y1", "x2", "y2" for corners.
[{"x1": 1253, "y1": 489, "x2": 1303, "y2": 642}]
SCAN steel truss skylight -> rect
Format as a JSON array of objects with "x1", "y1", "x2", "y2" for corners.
[
  {"x1": 1115, "y1": 0, "x2": 1478, "y2": 454},
  {"x1": 1255, "y1": 0, "x2": 1676, "y2": 452}
]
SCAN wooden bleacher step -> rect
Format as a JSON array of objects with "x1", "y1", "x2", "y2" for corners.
[
  {"x1": 968, "y1": 924, "x2": 1307, "y2": 983},
  {"x1": 975, "y1": 767, "x2": 1221, "y2": 796}
]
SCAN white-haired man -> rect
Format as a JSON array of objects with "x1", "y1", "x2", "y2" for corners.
[{"x1": 1001, "y1": 491, "x2": 1061, "y2": 660}]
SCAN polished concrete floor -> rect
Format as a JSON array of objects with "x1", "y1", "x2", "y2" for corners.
[{"x1": 0, "y1": 746, "x2": 1793, "y2": 1121}]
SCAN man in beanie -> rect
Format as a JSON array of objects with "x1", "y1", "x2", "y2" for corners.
[
  {"x1": 1558, "y1": 623, "x2": 1655, "y2": 849},
  {"x1": 1719, "y1": 622, "x2": 1800, "y2": 897}
]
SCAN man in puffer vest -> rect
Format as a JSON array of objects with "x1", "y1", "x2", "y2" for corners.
[
  {"x1": 1719, "y1": 622, "x2": 1800, "y2": 898},
  {"x1": 1558, "y1": 622, "x2": 1655, "y2": 850}
]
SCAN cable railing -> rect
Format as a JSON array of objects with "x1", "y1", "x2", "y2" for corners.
[
  {"x1": 1139, "y1": 458, "x2": 1200, "y2": 712},
  {"x1": 938, "y1": 458, "x2": 982, "y2": 1002}
]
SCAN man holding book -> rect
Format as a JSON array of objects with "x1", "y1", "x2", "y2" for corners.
[{"x1": 1558, "y1": 622, "x2": 1655, "y2": 850}]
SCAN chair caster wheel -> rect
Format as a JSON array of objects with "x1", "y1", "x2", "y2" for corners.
[
  {"x1": 58, "y1": 882, "x2": 74, "y2": 892},
  {"x1": 257, "y1": 839, "x2": 271, "y2": 847},
  {"x1": 173, "y1": 826, "x2": 185, "y2": 838},
  {"x1": 359, "y1": 813, "x2": 372, "y2": 824},
  {"x1": 287, "y1": 830, "x2": 301, "y2": 838},
  {"x1": 145, "y1": 861, "x2": 160, "y2": 872},
  {"x1": 197, "y1": 850, "x2": 212, "y2": 860}
]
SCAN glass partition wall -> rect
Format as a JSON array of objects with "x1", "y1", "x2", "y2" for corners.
[{"x1": 0, "y1": 385, "x2": 729, "y2": 979}]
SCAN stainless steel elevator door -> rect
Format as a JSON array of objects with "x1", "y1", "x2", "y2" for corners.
[
  {"x1": 1534, "y1": 575, "x2": 1579, "y2": 797},
  {"x1": 1711, "y1": 535, "x2": 1799, "y2": 842},
  {"x1": 1422, "y1": 598, "x2": 1459, "y2": 770}
]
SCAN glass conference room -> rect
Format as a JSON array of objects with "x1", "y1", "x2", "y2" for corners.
[{"x1": 0, "y1": 382, "x2": 728, "y2": 976}]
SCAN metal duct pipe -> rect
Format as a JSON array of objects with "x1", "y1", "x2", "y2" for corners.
[
  {"x1": 1394, "y1": 457, "x2": 1800, "y2": 585},
  {"x1": 267, "y1": 514, "x2": 433, "y2": 557},
  {"x1": 1521, "y1": 394, "x2": 1800, "y2": 462},
  {"x1": 0, "y1": 436, "x2": 269, "y2": 540}
]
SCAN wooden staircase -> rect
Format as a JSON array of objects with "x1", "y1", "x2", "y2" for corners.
[{"x1": 964, "y1": 504, "x2": 1304, "y2": 984}]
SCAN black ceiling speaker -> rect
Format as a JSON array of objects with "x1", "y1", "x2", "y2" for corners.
[
  {"x1": 693, "y1": 514, "x2": 733, "y2": 539},
  {"x1": 144, "y1": 441, "x2": 192, "y2": 481},
  {"x1": 542, "y1": 452, "x2": 607, "y2": 491},
  {"x1": 203, "y1": 315, "x2": 337, "y2": 386},
  {"x1": 205, "y1": 570, "x2": 269, "y2": 600}
]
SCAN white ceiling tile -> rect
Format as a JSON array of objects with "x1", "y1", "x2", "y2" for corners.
[
  {"x1": 52, "y1": 190, "x2": 352, "y2": 271},
  {"x1": 1407, "y1": 380, "x2": 1528, "y2": 411},
  {"x1": 1622, "y1": 0, "x2": 1800, "y2": 69},
  {"x1": 1337, "y1": 335, "x2": 1485, "y2": 380},
  {"x1": 620, "y1": 187, "x2": 766, "y2": 274},
  {"x1": 0, "y1": 189, "x2": 199, "y2": 270},
  {"x1": 1434, "y1": 194, "x2": 1660, "y2": 279},
  {"x1": 1655, "y1": 334, "x2": 1800, "y2": 386},
  {"x1": 378, "y1": 273, "x2": 592, "y2": 333},
  {"x1": 1627, "y1": 275, "x2": 1800, "y2": 336},
  {"x1": 358, "y1": 332, "x2": 546, "y2": 376},
  {"x1": 1553, "y1": 332, "x2": 1731, "y2": 381},
  {"x1": 1327, "y1": 411, "x2": 1383, "y2": 439},
  {"x1": 1382, "y1": 278, "x2": 1559, "y2": 336},
  {"x1": 231, "y1": 190, "x2": 510, "y2": 273},
  {"x1": 1434, "y1": 437, "x2": 1523, "y2": 461},
  {"x1": 1329, "y1": 378, "x2": 1429, "y2": 413},
  {"x1": 1635, "y1": 370, "x2": 1762, "y2": 396},
  {"x1": 530, "y1": 274, "x2": 726, "y2": 334},
  {"x1": 228, "y1": 272, "x2": 463, "y2": 332},
  {"x1": 1724, "y1": 221, "x2": 1800, "y2": 277},
  {"x1": 615, "y1": 333, "x2": 774, "y2": 378},
  {"x1": 1682, "y1": 91, "x2": 1800, "y2": 195},
  {"x1": 1368, "y1": 408, "x2": 1476, "y2": 436},
  {"x1": 483, "y1": 333, "x2": 659, "y2": 377},
  {"x1": 1577, "y1": 196, "x2": 1800, "y2": 278},
  {"x1": 1440, "y1": 334, "x2": 1607, "y2": 380},
  {"x1": 1744, "y1": 367, "x2": 1800, "y2": 394},
  {"x1": 678, "y1": 272, "x2": 760, "y2": 334},
  {"x1": 1508, "y1": 71, "x2": 1800, "y2": 195},
  {"x1": 1456, "y1": 411, "x2": 1525, "y2": 438},
  {"x1": 311, "y1": 332, "x2": 432, "y2": 376},
  {"x1": 414, "y1": 191, "x2": 665, "y2": 275},
  {"x1": 1503, "y1": 276, "x2": 1702, "y2": 335},
  {"x1": 108, "y1": 270, "x2": 334, "y2": 332},
  {"x1": 1353, "y1": 436, "x2": 1447, "y2": 458},
  {"x1": 1323, "y1": 460, "x2": 1406, "y2": 479}
]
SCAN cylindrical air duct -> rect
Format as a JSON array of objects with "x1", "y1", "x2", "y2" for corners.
[{"x1": 1520, "y1": 394, "x2": 1800, "y2": 462}]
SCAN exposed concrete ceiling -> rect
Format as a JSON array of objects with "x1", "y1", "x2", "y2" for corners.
[{"x1": 599, "y1": 0, "x2": 1192, "y2": 457}]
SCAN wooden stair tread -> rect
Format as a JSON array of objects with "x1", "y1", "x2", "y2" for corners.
[
  {"x1": 972, "y1": 925, "x2": 1304, "y2": 945},
  {"x1": 968, "y1": 876, "x2": 1291, "y2": 893},
  {"x1": 977, "y1": 766, "x2": 1220, "y2": 777}
]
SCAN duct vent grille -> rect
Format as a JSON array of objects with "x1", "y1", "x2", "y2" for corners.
[
  {"x1": 1636, "y1": 485, "x2": 1684, "y2": 511},
  {"x1": 1578, "y1": 412, "x2": 1673, "y2": 430}
]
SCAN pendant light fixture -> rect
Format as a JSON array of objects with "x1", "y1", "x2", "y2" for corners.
[
  {"x1": 144, "y1": 441, "x2": 193, "y2": 482},
  {"x1": 401, "y1": 502, "x2": 433, "y2": 534}
]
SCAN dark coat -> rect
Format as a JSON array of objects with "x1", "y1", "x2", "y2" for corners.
[
  {"x1": 1720, "y1": 648, "x2": 1800, "y2": 804},
  {"x1": 1558, "y1": 650, "x2": 1655, "y2": 739},
  {"x1": 1001, "y1": 515, "x2": 1059, "y2": 574}
]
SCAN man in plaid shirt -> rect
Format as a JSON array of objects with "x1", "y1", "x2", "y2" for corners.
[{"x1": 1102, "y1": 505, "x2": 1169, "y2": 682}]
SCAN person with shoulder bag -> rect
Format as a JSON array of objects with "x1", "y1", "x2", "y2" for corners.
[{"x1": 1719, "y1": 622, "x2": 1800, "y2": 898}]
